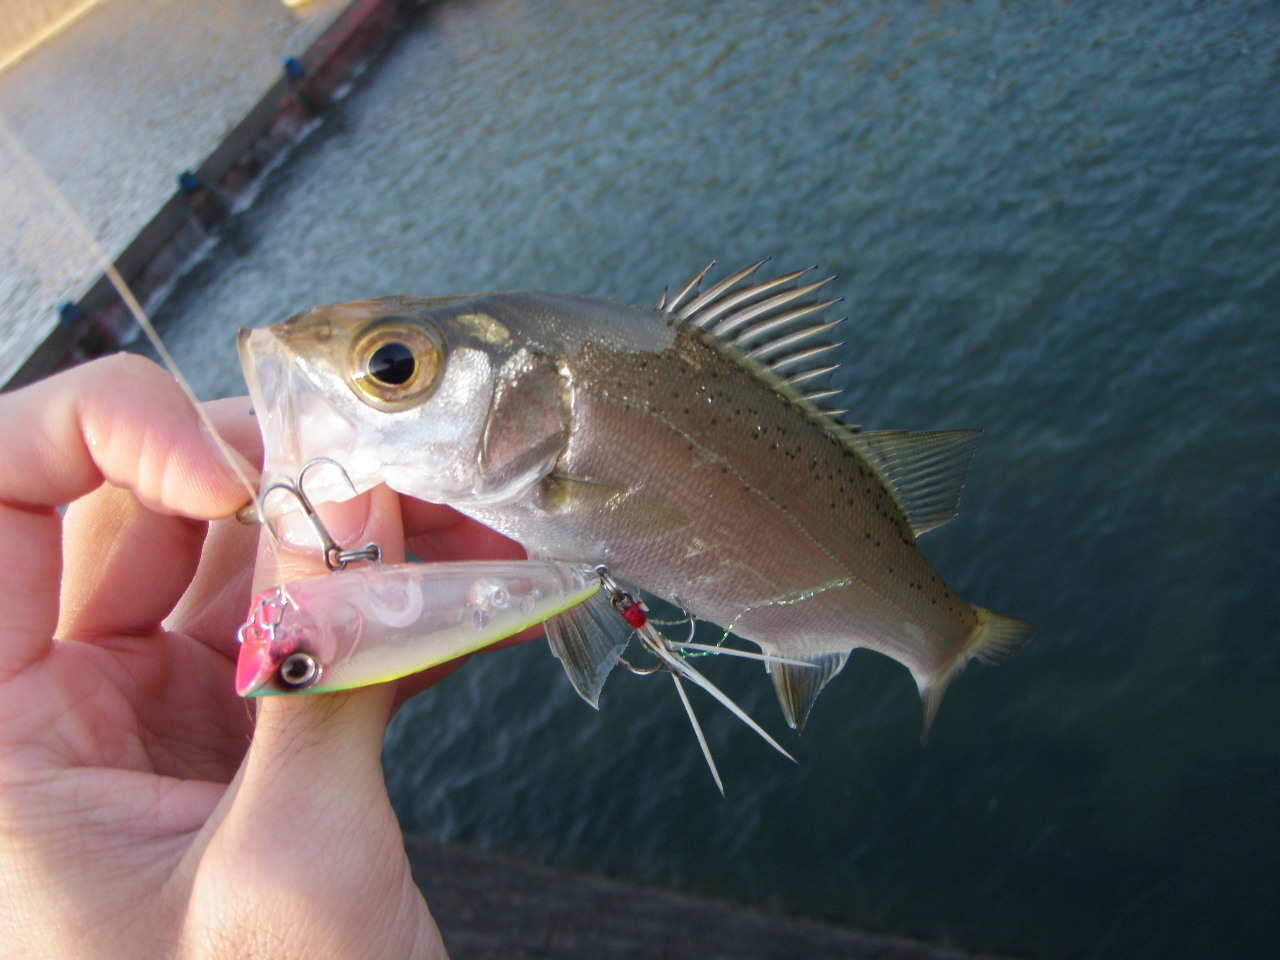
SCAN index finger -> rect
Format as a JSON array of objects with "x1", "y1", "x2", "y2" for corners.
[{"x1": 0, "y1": 355, "x2": 251, "y2": 678}]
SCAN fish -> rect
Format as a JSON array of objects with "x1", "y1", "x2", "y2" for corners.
[
  {"x1": 238, "y1": 261, "x2": 1034, "y2": 734},
  {"x1": 235, "y1": 559, "x2": 600, "y2": 696}
]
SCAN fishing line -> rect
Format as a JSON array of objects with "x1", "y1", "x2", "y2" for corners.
[{"x1": 0, "y1": 115, "x2": 263, "y2": 512}]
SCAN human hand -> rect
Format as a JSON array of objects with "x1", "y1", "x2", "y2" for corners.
[{"x1": 0, "y1": 355, "x2": 524, "y2": 959}]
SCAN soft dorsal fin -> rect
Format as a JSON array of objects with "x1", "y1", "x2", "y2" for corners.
[{"x1": 844, "y1": 429, "x2": 982, "y2": 537}]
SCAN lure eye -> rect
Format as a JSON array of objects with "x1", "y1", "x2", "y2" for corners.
[
  {"x1": 348, "y1": 318, "x2": 443, "y2": 409},
  {"x1": 277, "y1": 651, "x2": 320, "y2": 689}
]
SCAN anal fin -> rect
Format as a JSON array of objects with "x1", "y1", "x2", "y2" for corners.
[{"x1": 768, "y1": 651, "x2": 850, "y2": 732}]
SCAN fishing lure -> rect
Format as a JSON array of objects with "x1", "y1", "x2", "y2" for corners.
[
  {"x1": 236, "y1": 530, "x2": 811, "y2": 790},
  {"x1": 242, "y1": 469, "x2": 805, "y2": 787},
  {"x1": 235, "y1": 558, "x2": 600, "y2": 697}
]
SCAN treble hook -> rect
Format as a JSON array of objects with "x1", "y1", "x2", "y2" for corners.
[
  {"x1": 258, "y1": 458, "x2": 383, "y2": 571},
  {"x1": 591, "y1": 566, "x2": 794, "y2": 794}
]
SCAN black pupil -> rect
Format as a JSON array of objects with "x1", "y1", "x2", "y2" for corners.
[
  {"x1": 368, "y1": 342, "x2": 416, "y2": 385},
  {"x1": 281, "y1": 656, "x2": 312, "y2": 684}
]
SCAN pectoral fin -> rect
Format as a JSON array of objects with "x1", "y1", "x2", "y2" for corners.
[{"x1": 537, "y1": 473, "x2": 691, "y2": 533}]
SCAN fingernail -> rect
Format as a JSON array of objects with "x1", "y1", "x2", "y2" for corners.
[
  {"x1": 273, "y1": 494, "x2": 371, "y2": 553},
  {"x1": 314, "y1": 495, "x2": 372, "y2": 548}
]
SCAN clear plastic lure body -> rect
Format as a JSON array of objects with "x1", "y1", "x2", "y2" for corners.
[{"x1": 235, "y1": 560, "x2": 598, "y2": 696}]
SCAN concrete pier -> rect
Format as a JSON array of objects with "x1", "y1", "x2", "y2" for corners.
[
  {"x1": 406, "y1": 836, "x2": 1014, "y2": 960},
  {"x1": 0, "y1": 0, "x2": 401, "y2": 389}
]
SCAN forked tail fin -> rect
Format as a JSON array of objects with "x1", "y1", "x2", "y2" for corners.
[{"x1": 919, "y1": 607, "x2": 1035, "y2": 740}]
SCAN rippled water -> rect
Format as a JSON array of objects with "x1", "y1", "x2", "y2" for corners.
[{"x1": 125, "y1": 1, "x2": 1280, "y2": 957}]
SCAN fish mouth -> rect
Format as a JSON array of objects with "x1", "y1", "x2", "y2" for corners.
[
  {"x1": 238, "y1": 325, "x2": 302, "y2": 486},
  {"x1": 238, "y1": 325, "x2": 368, "y2": 519}
]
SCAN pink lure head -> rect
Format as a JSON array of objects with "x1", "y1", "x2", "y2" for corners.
[{"x1": 236, "y1": 588, "x2": 323, "y2": 696}]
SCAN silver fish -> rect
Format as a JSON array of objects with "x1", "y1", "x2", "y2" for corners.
[{"x1": 239, "y1": 262, "x2": 1033, "y2": 733}]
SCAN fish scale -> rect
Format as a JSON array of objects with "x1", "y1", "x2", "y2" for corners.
[{"x1": 239, "y1": 263, "x2": 1034, "y2": 734}]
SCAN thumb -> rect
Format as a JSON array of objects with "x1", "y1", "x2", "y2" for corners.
[
  {"x1": 242, "y1": 479, "x2": 406, "y2": 801},
  {"x1": 182, "y1": 487, "x2": 444, "y2": 955},
  {"x1": 186, "y1": 686, "x2": 441, "y2": 957}
]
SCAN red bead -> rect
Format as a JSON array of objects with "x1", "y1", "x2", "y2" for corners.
[{"x1": 620, "y1": 602, "x2": 648, "y2": 629}]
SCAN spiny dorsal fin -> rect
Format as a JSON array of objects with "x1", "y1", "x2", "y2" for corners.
[
  {"x1": 662, "y1": 261, "x2": 851, "y2": 420},
  {"x1": 844, "y1": 429, "x2": 982, "y2": 537}
]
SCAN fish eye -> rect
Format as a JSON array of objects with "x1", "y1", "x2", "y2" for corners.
[
  {"x1": 368, "y1": 342, "x2": 416, "y2": 385},
  {"x1": 277, "y1": 651, "x2": 320, "y2": 689},
  {"x1": 348, "y1": 318, "x2": 443, "y2": 409}
]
